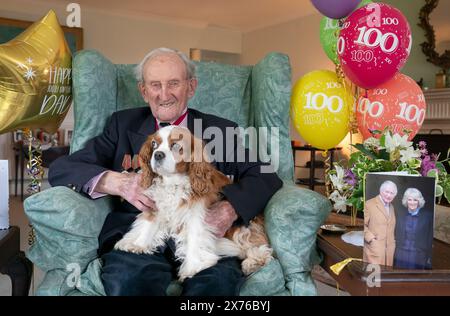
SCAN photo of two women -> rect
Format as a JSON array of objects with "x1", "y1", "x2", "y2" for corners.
[{"x1": 363, "y1": 173, "x2": 435, "y2": 270}]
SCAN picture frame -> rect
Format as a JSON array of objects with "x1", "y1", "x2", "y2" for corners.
[
  {"x1": 12, "y1": 130, "x2": 24, "y2": 143},
  {"x1": 363, "y1": 173, "x2": 435, "y2": 270},
  {"x1": 64, "y1": 129, "x2": 73, "y2": 146},
  {"x1": 0, "y1": 16, "x2": 83, "y2": 54}
]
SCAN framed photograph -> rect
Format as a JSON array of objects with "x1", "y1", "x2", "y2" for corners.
[
  {"x1": 12, "y1": 130, "x2": 23, "y2": 143},
  {"x1": 65, "y1": 129, "x2": 73, "y2": 146},
  {"x1": 55, "y1": 129, "x2": 65, "y2": 146},
  {"x1": 363, "y1": 173, "x2": 435, "y2": 270},
  {"x1": 0, "y1": 16, "x2": 83, "y2": 54}
]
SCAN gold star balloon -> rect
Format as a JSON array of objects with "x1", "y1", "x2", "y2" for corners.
[{"x1": 0, "y1": 10, "x2": 72, "y2": 134}]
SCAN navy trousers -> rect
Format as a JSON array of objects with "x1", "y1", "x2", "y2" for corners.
[{"x1": 101, "y1": 244, "x2": 244, "y2": 296}]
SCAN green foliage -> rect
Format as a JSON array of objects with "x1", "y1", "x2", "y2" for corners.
[{"x1": 328, "y1": 129, "x2": 450, "y2": 213}]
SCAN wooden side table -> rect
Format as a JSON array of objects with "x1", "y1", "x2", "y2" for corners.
[
  {"x1": 291, "y1": 144, "x2": 341, "y2": 191},
  {"x1": 317, "y1": 213, "x2": 450, "y2": 295},
  {"x1": 0, "y1": 226, "x2": 33, "y2": 296}
]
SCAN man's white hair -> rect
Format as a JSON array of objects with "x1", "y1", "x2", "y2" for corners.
[
  {"x1": 379, "y1": 180, "x2": 398, "y2": 195},
  {"x1": 402, "y1": 188, "x2": 425, "y2": 209},
  {"x1": 134, "y1": 47, "x2": 196, "y2": 83}
]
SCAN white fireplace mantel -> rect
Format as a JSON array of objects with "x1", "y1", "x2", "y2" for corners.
[{"x1": 421, "y1": 88, "x2": 450, "y2": 134}]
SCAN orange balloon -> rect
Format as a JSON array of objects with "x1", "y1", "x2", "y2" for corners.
[{"x1": 356, "y1": 73, "x2": 426, "y2": 140}]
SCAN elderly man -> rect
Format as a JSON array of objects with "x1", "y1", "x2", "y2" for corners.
[
  {"x1": 363, "y1": 180, "x2": 398, "y2": 267},
  {"x1": 48, "y1": 48, "x2": 282, "y2": 296}
]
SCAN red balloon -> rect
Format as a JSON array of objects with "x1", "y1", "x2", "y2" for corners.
[
  {"x1": 338, "y1": 3, "x2": 412, "y2": 89},
  {"x1": 356, "y1": 73, "x2": 426, "y2": 140}
]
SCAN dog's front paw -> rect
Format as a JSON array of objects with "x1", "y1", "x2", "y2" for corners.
[
  {"x1": 114, "y1": 239, "x2": 153, "y2": 255},
  {"x1": 178, "y1": 255, "x2": 218, "y2": 282},
  {"x1": 178, "y1": 264, "x2": 203, "y2": 282},
  {"x1": 178, "y1": 261, "x2": 202, "y2": 282}
]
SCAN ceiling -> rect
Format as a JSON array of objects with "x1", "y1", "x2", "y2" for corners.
[{"x1": 72, "y1": 0, "x2": 317, "y2": 32}]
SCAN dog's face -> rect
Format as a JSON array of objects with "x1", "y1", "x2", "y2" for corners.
[
  {"x1": 139, "y1": 126, "x2": 209, "y2": 185},
  {"x1": 149, "y1": 126, "x2": 205, "y2": 174},
  {"x1": 139, "y1": 126, "x2": 231, "y2": 196}
]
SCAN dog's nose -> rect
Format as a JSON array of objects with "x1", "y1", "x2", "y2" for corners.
[{"x1": 154, "y1": 151, "x2": 165, "y2": 161}]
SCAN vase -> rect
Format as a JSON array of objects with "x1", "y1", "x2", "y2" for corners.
[
  {"x1": 436, "y1": 71, "x2": 446, "y2": 89},
  {"x1": 343, "y1": 205, "x2": 363, "y2": 227}
]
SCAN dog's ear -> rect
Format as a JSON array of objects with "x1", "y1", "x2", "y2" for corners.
[
  {"x1": 139, "y1": 136, "x2": 155, "y2": 188},
  {"x1": 188, "y1": 133, "x2": 231, "y2": 196},
  {"x1": 189, "y1": 161, "x2": 231, "y2": 197}
]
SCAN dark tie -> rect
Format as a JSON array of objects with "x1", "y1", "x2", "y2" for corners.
[{"x1": 159, "y1": 122, "x2": 171, "y2": 128}]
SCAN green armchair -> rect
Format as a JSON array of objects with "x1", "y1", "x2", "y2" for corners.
[{"x1": 24, "y1": 50, "x2": 331, "y2": 296}]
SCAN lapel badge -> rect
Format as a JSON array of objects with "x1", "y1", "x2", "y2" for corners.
[
  {"x1": 132, "y1": 154, "x2": 141, "y2": 173},
  {"x1": 121, "y1": 154, "x2": 132, "y2": 172}
]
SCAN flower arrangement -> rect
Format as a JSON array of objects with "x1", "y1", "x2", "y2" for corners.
[{"x1": 328, "y1": 129, "x2": 450, "y2": 214}]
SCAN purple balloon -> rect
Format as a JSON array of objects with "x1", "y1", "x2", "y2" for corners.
[{"x1": 311, "y1": 0, "x2": 362, "y2": 19}]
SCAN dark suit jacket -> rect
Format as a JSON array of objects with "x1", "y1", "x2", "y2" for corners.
[
  {"x1": 394, "y1": 207, "x2": 434, "y2": 255},
  {"x1": 49, "y1": 107, "x2": 283, "y2": 255}
]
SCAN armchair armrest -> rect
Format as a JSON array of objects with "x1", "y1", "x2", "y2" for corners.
[
  {"x1": 264, "y1": 182, "x2": 332, "y2": 295},
  {"x1": 24, "y1": 187, "x2": 112, "y2": 272}
]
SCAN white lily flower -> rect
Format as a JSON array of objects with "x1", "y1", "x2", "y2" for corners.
[
  {"x1": 384, "y1": 132, "x2": 412, "y2": 153},
  {"x1": 329, "y1": 190, "x2": 348, "y2": 213},
  {"x1": 330, "y1": 165, "x2": 345, "y2": 191},
  {"x1": 363, "y1": 137, "x2": 380, "y2": 149},
  {"x1": 399, "y1": 146, "x2": 421, "y2": 164}
]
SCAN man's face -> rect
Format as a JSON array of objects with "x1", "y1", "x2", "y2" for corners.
[
  {"x1": 380, "y1": 186, "x2": 396, "y2": 204},
  {"x1": 139, "y1": 53, "x2": 197, "y2": 122}
]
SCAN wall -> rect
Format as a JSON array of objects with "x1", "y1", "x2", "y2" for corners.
[
  {"x1": 1, "y1": 0, "x2": 447, "y2": 183},
  {"x1": 382, "y1": 0, "x2": 442, "y2": 89},
  {"x1": 242, "y1": 0, "x2": 442, "y2": 90},
  {"x1": 0, "y1": 0, "x2": 242, "y2": 183},
  {"x1": 0, "y1": 0, "x2": 242, "y2": 63},
  {"x1": 241, "y1": 4, "x2": 445, "y2": 119},
  {"x1": 241, "y1": 13, "x2": 332, "y2": 147},
  {"x1": 241, "y1": 13, "x2": 332, "y2": 85},
  {"x1": 241, "y1": 0, "x2": 445, "y2": 179}
]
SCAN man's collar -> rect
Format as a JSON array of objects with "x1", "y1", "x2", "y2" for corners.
[
  {"x1": 379, "y1": 195, "x2": 389, "y2": 207},
  {"x1": 155, "y1": 108, "x2": 188, "y2": 129}
]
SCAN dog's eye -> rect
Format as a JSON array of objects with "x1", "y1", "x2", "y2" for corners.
[
  {"x1": 171, "y1": 142, "x2": 181, "y2": 151},
  {"x1": 151, "y1": 140, "x2": 158, "y2": 149}
]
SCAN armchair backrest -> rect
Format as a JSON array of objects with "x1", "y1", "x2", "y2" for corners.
[{"x1": 71, "y1": 50, "x2": 294, "y2": 181}]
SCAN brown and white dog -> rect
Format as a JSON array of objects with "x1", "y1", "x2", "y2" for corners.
[{"x1": 114, "y1": 126, "x2": 273, "y2": 281}]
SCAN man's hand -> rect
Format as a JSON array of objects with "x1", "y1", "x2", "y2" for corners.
[
  {"x1": 95, "y1": 171, "x2": 156, "y2": 213},
  {"x1": 205, "y1": 200, "x2": 238, "y2": 238}
]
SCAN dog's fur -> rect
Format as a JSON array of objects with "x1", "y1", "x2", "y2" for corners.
[{"x1": 114, "y1": 126, "x2": 273, "y2": 281}]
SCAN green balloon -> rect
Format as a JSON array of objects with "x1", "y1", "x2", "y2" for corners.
[
  {"x1": 320, "y1": 17, "x2": 340, "y2": 64},
  {"x1": 319, "y1": 0, "x2": 373, "y2": 65}
]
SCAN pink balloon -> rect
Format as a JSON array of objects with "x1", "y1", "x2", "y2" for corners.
[
  {"x1": 356, "y1": 73, "x2": 426, "y2": 140},
  {"x1": 338, "y1": 3, "x2": 412, "y2": 89}
]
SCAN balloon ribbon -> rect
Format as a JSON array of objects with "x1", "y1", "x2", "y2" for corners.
[
  {"x1": 24, "y1": 129, "x2": 44, "y2": 246},
  {"x1": 330, "y1": 258, "x2": 363, "y2": 275}
]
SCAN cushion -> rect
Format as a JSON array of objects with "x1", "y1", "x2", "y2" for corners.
[{"x1": 189, "y1": 62, "x2": 252, "y2": 128}]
